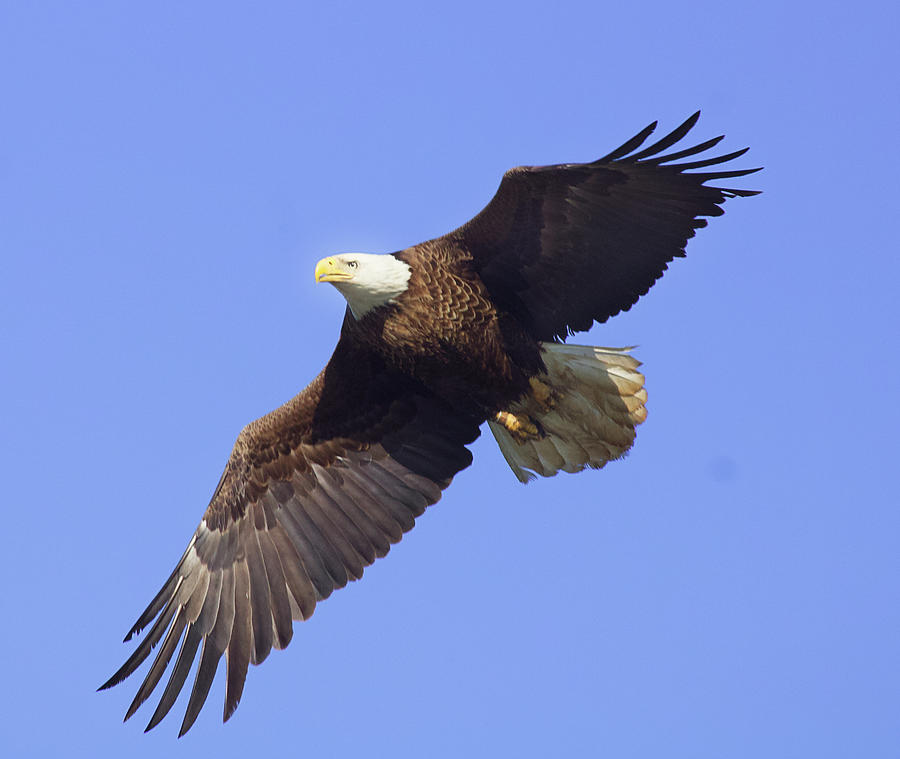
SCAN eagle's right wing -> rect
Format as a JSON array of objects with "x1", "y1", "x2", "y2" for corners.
[{"x1": 100, "y1": 324, "x2": 480, "y2": 735}]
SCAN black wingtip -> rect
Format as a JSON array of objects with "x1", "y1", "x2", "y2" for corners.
[
  {"x1": 124, "y1": 613, "x2": 150, "y2": 642},
  {"x1": 596, "y1": 119, "x2": 658, "y2": 163},
  {"x1": 675, "y1": 146, "x2": 752, "y2": 171},
  {"x1": 123, "y1": 672, "x2": 154, "y2": 722},
  {"x1": 123, "y1": 619, "x2": 144, "y2": 642},
  {"x1": 98, "y1": 664, "x2": 129, "y2": 692},
  {"x1": 143, "y1": 704, "x2": 165, "y2": 733},
  {"x1": 223, "y1": 696, "x2": 241, "y2": 724},
  {"x1": 646, "y1": 135, "x2": 723, "y2": 165},
  {"x1": 629, "y1": 111, "x2": 703, "y2": 161},
  {"x1": 695, "y1": 166, "x2": 763, "y2": 181},
  {"x1": 144, "y1": 707, "x2": 166, "y2": 733},
  {"x1": 723, "y1": 186, "x2": 763, "y2": 197},
  {"x1": 597, "y1": 112, "x2": 712, "y2": 165},
  {"x1": 679, "y1": 111, "x2": 703, "y2": 141}
]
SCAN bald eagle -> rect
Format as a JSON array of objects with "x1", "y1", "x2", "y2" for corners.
[{"x1": 101, "y1": 113, "x2": 759, "y2": 735}]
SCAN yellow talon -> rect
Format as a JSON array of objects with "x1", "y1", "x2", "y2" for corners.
[{"x1": 494, "y1": 410, "x2": 541, "y2": 443}]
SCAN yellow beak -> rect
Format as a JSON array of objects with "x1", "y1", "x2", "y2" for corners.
[{"x1": 314, "y1": 257, "x2": 350, "y2": 283}]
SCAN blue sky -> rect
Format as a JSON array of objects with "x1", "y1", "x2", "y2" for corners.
[{"x1": 2, "y1": 2, "x2": 898, "y2": 756}]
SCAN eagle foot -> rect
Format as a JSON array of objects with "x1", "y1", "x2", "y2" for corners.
[
  {"x1": 528, "y1": 377, "x2": 557, "y2": 412},
  {"x1": 494, "y1": 410, "x2": 543, "y2": 444}
]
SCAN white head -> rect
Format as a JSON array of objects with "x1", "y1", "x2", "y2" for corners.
[{"x1": 314, "y1": 253, "x2": 412, "y2": 319}]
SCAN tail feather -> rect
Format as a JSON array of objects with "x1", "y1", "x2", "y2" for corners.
[{"x1": 489, "y1": 343, "x2": 648, "y2": 483}]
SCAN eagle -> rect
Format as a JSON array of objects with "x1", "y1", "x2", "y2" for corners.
[{"x1": 101, "y1": 112, "x2": 759, "y2": 735}]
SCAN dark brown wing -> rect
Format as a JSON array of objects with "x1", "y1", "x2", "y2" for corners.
[
  {"x1": 444, "y1": 112, "x2": 761, "y2": 341},
  {"x1": 99, "y1": 320, "x2": 481, "y2": 735}
]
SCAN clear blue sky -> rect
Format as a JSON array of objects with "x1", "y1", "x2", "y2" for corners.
[{"x1": 2, "y1": 2, "x2": 898, "y2": 757}]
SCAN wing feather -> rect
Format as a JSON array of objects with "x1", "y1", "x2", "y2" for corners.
[
  {"x1": 224, "y1": 559, "x2": 251, "y2": 721},
  {"x1": 177, "y1": 566, "x2": 234, "y2": 735},
  {"x1": 626, "y1": 111, "x2": 700, "y2": 160},
  {"x1": 126, "y1": 606, "x2": 187, "y2": 721},
  {"x1": 297, "y1": 484, "x2": 362, "y2": 582},
  {"x1": 275, "y1": 493, "x2": 340, "y2": 599},
  {"x1": 598, "y1": 119, "x2": 658, "y2": 161},
  {"x1": 243, "y1": 516, "x2": 275, "y2": 666},
  {"x1": 101, "y1": 587, "x2": 180, "y2": 690},
  {"x1": 265, "y1": 524, "x2": 317, "y2": 619},
  {"x1": 145, "y1": 608, "x2": 206, "y2": 732},
  {"x1": 179, "y1": 636, "x2": 221, "y2": 738},
  {"x1": 309, "y1": 467, "x2": 380, "y2": 564},
  {"x1": 256, "y1": 529, "x2": 293, "y2": 649},
  {"x1": 317, "y1": 470, "x2": 393, "y2": 558},
  {"x1": 339, "y1": 466, "x2": 416, "y2": 533},
  {"x1": 645, "y1": 134, "x2": 724, "y2": 164}
]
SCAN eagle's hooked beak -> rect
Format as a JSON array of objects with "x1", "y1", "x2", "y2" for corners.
[{"x1": 314, "y1": 257, "x2": 352, "y2": 283}]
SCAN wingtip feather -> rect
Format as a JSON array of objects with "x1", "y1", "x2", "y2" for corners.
[{"x1": 595, "y1": 119, "x2": 658, "y2": 163}]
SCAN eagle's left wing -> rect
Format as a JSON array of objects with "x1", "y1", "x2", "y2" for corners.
[{"x1": 443, "y1": 112, "x2": 760, "y2": 342}]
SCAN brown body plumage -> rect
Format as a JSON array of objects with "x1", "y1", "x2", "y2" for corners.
[
  {"x1": 101, "y1": 112, "x2": 759, "y2": 735},
  {"x1": 363, "y1": 242, "x2": 542, "y2": 414}
]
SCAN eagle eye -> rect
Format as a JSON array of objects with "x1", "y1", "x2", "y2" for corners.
[{"x1": 348, "y1": 260, "x2": 358, "y2": 269}]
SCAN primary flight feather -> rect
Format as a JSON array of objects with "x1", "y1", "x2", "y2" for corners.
[{"x1": 101, "y1": 112, "x2": 759, "y2": 735}]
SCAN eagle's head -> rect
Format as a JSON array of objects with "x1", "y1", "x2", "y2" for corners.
[{"x1": 315, "y1": 252, "x2": 412, "y2": 319}]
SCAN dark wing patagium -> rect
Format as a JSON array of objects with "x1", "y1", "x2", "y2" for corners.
[
  {"x1": 445, "y1": 112, "x2": 761, "y2": 342},
  {"x1": 100, "y1": 321, "x2": 480, "y2": 735}
]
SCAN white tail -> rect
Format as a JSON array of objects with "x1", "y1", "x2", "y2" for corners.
[{"x1": 488, "y1": 343, "x2": 648, "y2": 483}]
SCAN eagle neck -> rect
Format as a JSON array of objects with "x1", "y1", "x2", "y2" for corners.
[{"x1": 336, "y1": 253, "x2": 412, "y2": 319}]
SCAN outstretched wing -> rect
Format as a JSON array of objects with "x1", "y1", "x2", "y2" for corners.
[
  {"x1": 100, "y1": 322, "x2": 481, "y2": 735},
  {"x1": 444, "y1": 112, "x2": 761, "y2": 341}
]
